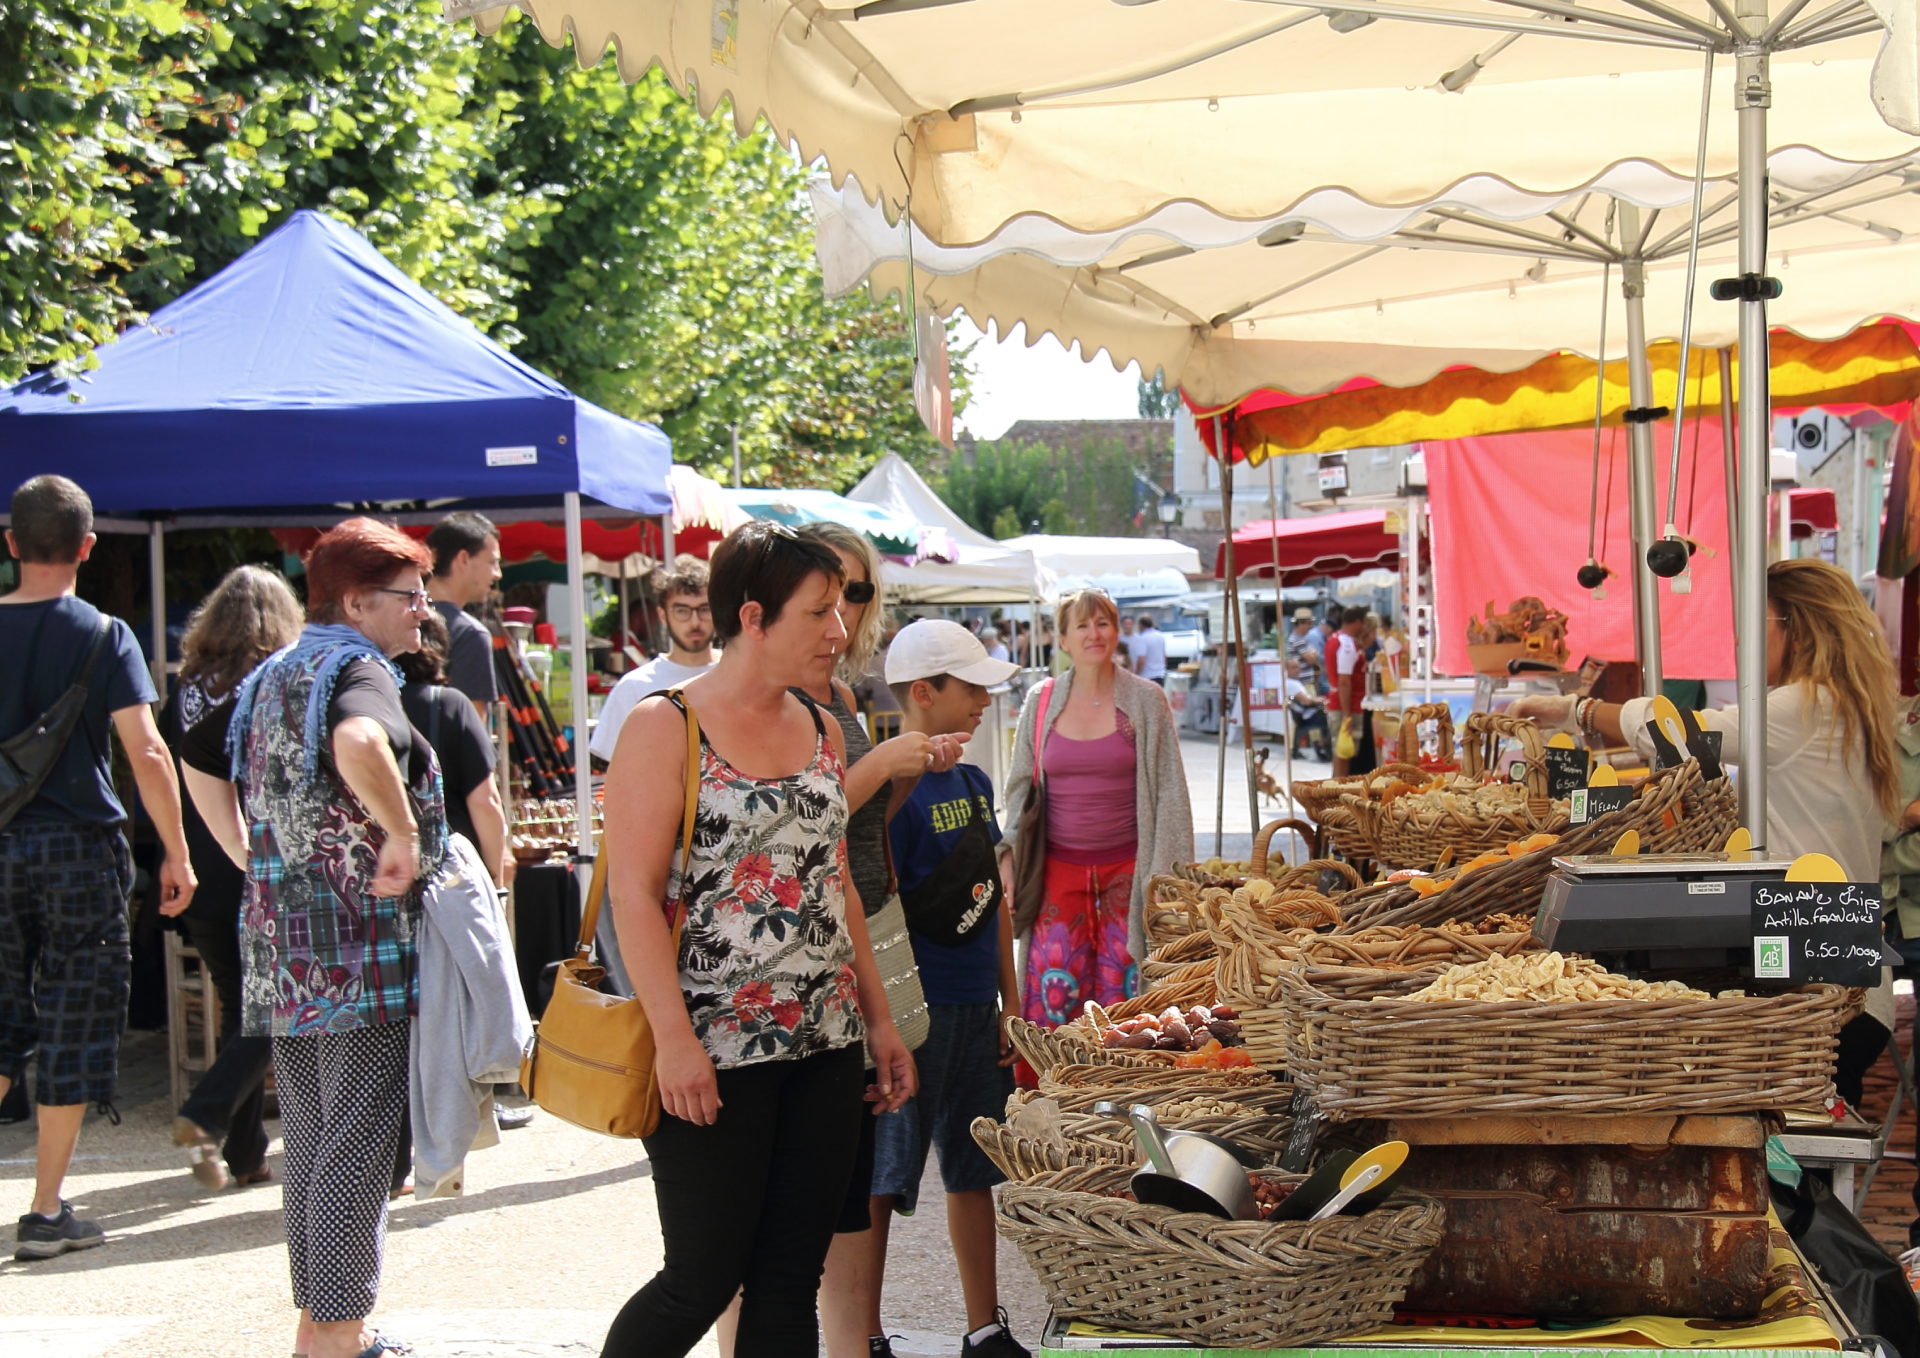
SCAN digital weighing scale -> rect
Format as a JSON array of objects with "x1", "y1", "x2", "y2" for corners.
[{"x1": 1535, "y1": 851, "x2": 1798, "y2": 973}]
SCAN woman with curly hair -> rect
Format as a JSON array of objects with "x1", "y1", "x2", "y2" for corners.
[{"x1": 168, "y1": 566, "x2": 305, "y2": 1193}]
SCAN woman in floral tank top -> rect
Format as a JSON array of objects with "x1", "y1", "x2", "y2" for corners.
[{"x1": 598, "y1": 523, "x2": 917, "y2": 1358}]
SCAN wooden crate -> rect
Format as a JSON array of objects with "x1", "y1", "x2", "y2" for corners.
[{"x1": 1369, "y1": 1114, "x2": 1772, "y2": 1320}]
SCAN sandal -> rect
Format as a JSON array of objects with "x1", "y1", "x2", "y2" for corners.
[
  {"x1": 355, "y1": 1336, "x2": 411, "y2": 1357},
  {"x1": 171, "y1": 1116, "x2": 228, "y2": 1191},
  {"x1": 231, "y1": 1166, "x2": 274, "y2": 1188}
]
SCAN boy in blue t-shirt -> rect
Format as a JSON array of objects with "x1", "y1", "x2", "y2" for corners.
[{"x1": 861, "y1": 620, "x2": 1028, "y2": 1358}]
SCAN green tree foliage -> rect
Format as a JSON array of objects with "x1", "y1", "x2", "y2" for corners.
[
  {"x1": 3, "y1": 2, "x2": 950, "y2": 488},
  {"x1": 1137, "y1": 373, "x2": 1181, "y2": 419},
  {"x1": 0, "y1": 1, "x2": 228, "y2": 377},
  {"x1": 943, "y1": 437, "x2": 1145, "y2": 540}
]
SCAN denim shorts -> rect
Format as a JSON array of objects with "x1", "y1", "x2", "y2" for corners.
[{"x1": 872, "y1": 1003, "x2": 1013, "y2": 1214}]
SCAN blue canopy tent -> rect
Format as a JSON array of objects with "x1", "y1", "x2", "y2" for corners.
[{"x1": 0, "y1": 209, "x2": 673, "y2": 850}]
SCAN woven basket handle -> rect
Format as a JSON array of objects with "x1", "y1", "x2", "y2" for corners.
[
  {"x1": 1251, "y1": 817, "x2": 1321, "y2": 873},
  {"x1": 1396, "y1": 703, "x2": 1456, "y2": 766},
  {"x1": 1462, "y1": 711, "x2": 1549, "y2": 801}
]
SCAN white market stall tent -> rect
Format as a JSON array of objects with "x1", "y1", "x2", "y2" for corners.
[{"x1": 848, "y1": 452, "x2": 1054, "y2": 603}]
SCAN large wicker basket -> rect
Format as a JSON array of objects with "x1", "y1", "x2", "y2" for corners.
[
  {"x1": 1006, "y1": 1015, "x2": 1183, "y2": 1078},
  {"x1": 1170, "y1": 816, "x2": 1324, "y2": 886},
  {"x1": 971, "y1": 1097, "x2": 1293, "y2": 1181},
  {"x1": 997, "y1": 1164, "x2": 1446, "y2": 1349},
  {"x1": 1028, "y1": 1064, "x2": 1285, "y2": 1110},
  {"x1": 1281, "y1": 968, "x2": 1851, "y2": 1120},
  {"x1": 1294, "y1": 762, "x2": 1428, "y2": 865},
  {"x1": 1348, "y1": 713, "x2": 1568, "y2": 872},
  {"x1": 1337, "y1": 759, "x2": 1739, "y2": 931}
]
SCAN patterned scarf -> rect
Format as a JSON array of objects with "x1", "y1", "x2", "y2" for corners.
[{"x1": 226, "y1": 622, "x2": 401, "y2": 780}]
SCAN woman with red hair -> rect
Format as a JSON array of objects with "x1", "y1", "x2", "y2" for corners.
[{"x1": 190, "y1": 517, "x2": 443, "y2": 1358}]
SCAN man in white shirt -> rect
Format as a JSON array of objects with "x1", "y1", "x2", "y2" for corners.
[
  {"x1": 1131, "y1": 614, "x2": 1169, "y2": 685},
  {"x1": 589, "y1": 556, "x2": 718, "y2": 763}
]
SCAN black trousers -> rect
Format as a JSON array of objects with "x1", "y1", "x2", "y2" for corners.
[
  {"x1": 602, "y1": 1044, "x2": 864, "y2": 1358},
  {"x1": 176, "y1": 894, "x2": 272, "y2": 1176}
]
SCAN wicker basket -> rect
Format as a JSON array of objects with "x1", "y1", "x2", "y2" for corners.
[
  {"x1": 1281, "y1": 968, "x2": 1852, "y2": 1119},
  {"x1": 971, "y1": 1098, "x2": 1294, "y2": 1181},
  {"x1": 1349, "y1": 714, "x2": 1569, "y2": 872},
  {"x1": 1140, "y1": 929, "x2": 1219, "y2": 983},
  {"x1": 1007, "y1": 1016, "x2": 1183, "y2": 1078},
  {"x1": 1294, "y1": 763, "x2": 1427, "y2": 866},
  {"x1": 1395, "y1": 701, "x2": 1461, "y2": 772},
  {"x1": 998, "y1": 1164, "x2": 1445, "y2": 1349},
  {"x1": 1022, "y1": 1068, "x2": 1288, "y2": 1114},
  {"x1": 1338, "y1": 760, "x2": 1738, "y2": 931},
  {"x1": 1170, "y1": 817, "x2": 1324, "y2": 886}
]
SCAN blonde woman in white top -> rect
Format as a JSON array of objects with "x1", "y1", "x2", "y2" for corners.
[{"x1": 1513, "y1": 558, "x2": 1900, "y2": 1104}]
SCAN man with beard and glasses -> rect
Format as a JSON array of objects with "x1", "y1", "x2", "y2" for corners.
[{"x1": 591, "y1": 555, "x2": 718, "y2": 765}]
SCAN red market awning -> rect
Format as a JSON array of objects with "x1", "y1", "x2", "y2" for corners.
[
  {"x1": 1781, "y1": 486, "x2": 1839, "y2": 538},
  {"x1": 1216, "y1": 508, "x2": 1400, "y2": 583}
]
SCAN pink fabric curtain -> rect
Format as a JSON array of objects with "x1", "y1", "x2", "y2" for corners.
[{"x1": 1426, "y1": 422, "x2": 1735, "y2": 680}]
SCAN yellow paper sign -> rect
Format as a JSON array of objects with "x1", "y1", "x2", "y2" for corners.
[
  {"x1": 1589, "y1": 765, "x2": 1620, "y2": 787},
  {"x1": 1725, "y1": 827, "x2": 1754, "y2": 854},
  {"x1": 1611, "y1": 829, "x2": 1641, "y2": 856},
  {"x1": 1785, "y1": 852, "x2": 1847, "y2": 883}
]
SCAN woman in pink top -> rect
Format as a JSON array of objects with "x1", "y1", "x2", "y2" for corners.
[{"x1": 1001, "y1": 590, "x2": 1192, "y2": 1049}]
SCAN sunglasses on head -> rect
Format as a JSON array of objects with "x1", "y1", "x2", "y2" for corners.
[{"x1": 843, "y1": 579, "x2": 876, "y2": 605}]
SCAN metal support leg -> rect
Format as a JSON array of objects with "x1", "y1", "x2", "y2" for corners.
[
  {"x1": 1617, "y1": 231, "x2": 1665, "y2": 699},
  {"x1": 1733, "y1": 6, "x2": 1773, "y2": 841}
]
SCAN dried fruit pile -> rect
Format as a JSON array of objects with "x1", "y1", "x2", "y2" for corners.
[
  {"x1": 1100, "y1": 1003, "x2": 1243, "y2": 1052},
  {"x1": 1404, "y1": 951, "x2": 1717, "y2": 1003}
]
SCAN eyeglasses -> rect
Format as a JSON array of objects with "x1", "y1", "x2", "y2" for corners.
[
  {"x1": 843, "y1": 579, "x2": 876, "y2": 605},
  {"x1": 668, "y1": 603, "x2": 712, "y2": 622},
  {"x1": 376, "y1": 587, "x2": 429, "y2": 611}
]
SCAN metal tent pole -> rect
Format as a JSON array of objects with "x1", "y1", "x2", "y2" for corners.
[
  {"x1": 1267, "y1": 455, "x2": 1295, "y2": 815},
  {"x1": 1214, "y1": 416, "x2": 1233, "y2": 857},
  {"x1": 1616, "y1": 215, "x2": 1666, "y2": 698},
  {"x1": 1718, "y1": 347, "x2": 1741, "y2": 596},
  {"x1": 565, "y1": 492, "x2": 595, "y2": 854},
  {"x1": 1733, "y1": 0, "x2": 1773, "y2": 839},
  {"x1": 147, "y1": 520, "x2": 166, "y2": 696},
  {"x1": 661, "y1": 511, "x2": 676, "y2": 562}
]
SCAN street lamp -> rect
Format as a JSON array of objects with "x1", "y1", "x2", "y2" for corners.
[{"x1": 1157, "y1": 489, "x2": 1180, "y2": 538}]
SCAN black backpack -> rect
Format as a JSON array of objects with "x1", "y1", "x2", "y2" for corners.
[{"x1": 0, "y1": 614, "x2": 114, "y2": 832}]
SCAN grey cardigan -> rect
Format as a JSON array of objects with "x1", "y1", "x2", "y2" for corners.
[{"x1": 1001, "y1": 665, "x2": 1194, "y2": 965}]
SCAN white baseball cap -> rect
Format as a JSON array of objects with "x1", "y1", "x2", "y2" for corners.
[{"x1": 886, "y1": 619, "x2": 1019, "y2": 687}]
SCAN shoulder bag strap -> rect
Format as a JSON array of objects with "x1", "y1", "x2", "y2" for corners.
[
  {"x1": 574, "y1": 690, "x2": 699, "y2": 960},
  {"x1": 1030, "y1": 678, "x2": 1056, "y2": 790}
]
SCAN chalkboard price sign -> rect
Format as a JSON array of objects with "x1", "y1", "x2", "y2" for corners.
[
  {"x1": 1746, "y1": 880, "x2": 1885, "y2": 987},
  {"x1": 1542, "y1": 745, "x2": 1592, "y2": 799},
  {"x1": 1569, "y1": 784, "x2": 1635, "y2": 825},
  {"x1": 1651, "y1": 728, "x2": 1723, "y2": 773},
  {"x1": 1279, "y1": 1087, "x2": 1326, "y2": 1174}
]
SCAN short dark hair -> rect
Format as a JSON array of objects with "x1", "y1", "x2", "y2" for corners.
[
  {"x1": 1137, "y1": 614, "x2": 1155, "y2": 628},
  {"x1": 708, "y1": 521, "x2": 843, "y2": 643},
  {"x1": 426, "y1": 511, "x2": 498, "y2": 577},
  {"x1": 1341, "y1": 604, "x2": 1369, "y2": 626},
  {"x1": 9, "y1": 475, "x2": 93, "y2": 563},
  {"x1": 888, "y1": 673, "x2": 952, "y2": 708},
  {"x1": 394, "y1": 609, "x2": 451, "y2": 686},
  {"x1": 648, "y1": 553, "x2": 709, "y2": 606}
]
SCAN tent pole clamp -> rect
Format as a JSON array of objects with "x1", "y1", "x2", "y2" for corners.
[{"x1": 1623, "y1": 406, "x2": 1670, "y2": 424}]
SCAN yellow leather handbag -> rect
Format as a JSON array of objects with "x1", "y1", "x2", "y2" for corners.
[{"x1": 519, "y1": 692, "x2": 699, "y2": 1138}]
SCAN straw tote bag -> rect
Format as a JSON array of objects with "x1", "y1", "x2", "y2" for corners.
[{"x1": 519, "y1": 691, "x2": 699, "y2": 1139}]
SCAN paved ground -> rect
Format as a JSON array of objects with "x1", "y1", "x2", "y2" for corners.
[{"x1": 0, "y1": 1029, "x2": 1051, "y2": 1357}]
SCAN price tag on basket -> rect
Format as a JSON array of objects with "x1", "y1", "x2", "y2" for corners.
[
  {"x1": 1541, "y1": 734, "x2": 1591, "y2": 800},
  {"x1": 1747, "y1": 853, "x2": 1892, "y2": 987},
  {"x1": 1278, "y1": 1087, "x2": 1326, "y2": 1174},
  {"x1": 1569, "y1": 765, "x2": 1634, "y2": 825}
]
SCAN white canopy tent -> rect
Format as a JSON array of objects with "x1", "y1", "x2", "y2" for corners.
[
  {"x1": 811, "y1": 154, "x2": 1920, "y2": 406},
  {"x1": 453, "y1": 0, "x2": 1920, "y2": 841},
  {"x1": 846, "y1": 451, "x2": 1055, "y2": 602},
  {"x1": 1001, "y1": 534, "x2": 1204, "y2": 579}
]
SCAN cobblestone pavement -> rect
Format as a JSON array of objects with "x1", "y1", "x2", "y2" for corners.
[{"x1": 0, "y1": 1030, "x2": 1047, "y2": 1358}]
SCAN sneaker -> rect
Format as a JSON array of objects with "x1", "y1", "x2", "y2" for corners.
[
  {"x1": 495, "y1": 1102, "x2": 536, "y2": 1131},
  {"x1": 15, "y1": 1202, "x2": 106, "y2": 1261},
  {"x1": 171, "y1": 1115, "x2": 229, "y2": 1191},
  {"x1": 1901, "y1": 1244, "x2": 1920, "y2": 1291},
  {"x1": 960, "y1": 1309, "x2": 1032, "y2": 1358}
]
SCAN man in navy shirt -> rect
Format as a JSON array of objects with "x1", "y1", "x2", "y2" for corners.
[{"x1": 0, "y1": 475, "x2": 194, "y2": 1259}]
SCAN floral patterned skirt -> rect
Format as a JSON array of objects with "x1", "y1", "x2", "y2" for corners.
[{"x1": 1020, "y1": 853, "x2": 1139, "y2": 1030}]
